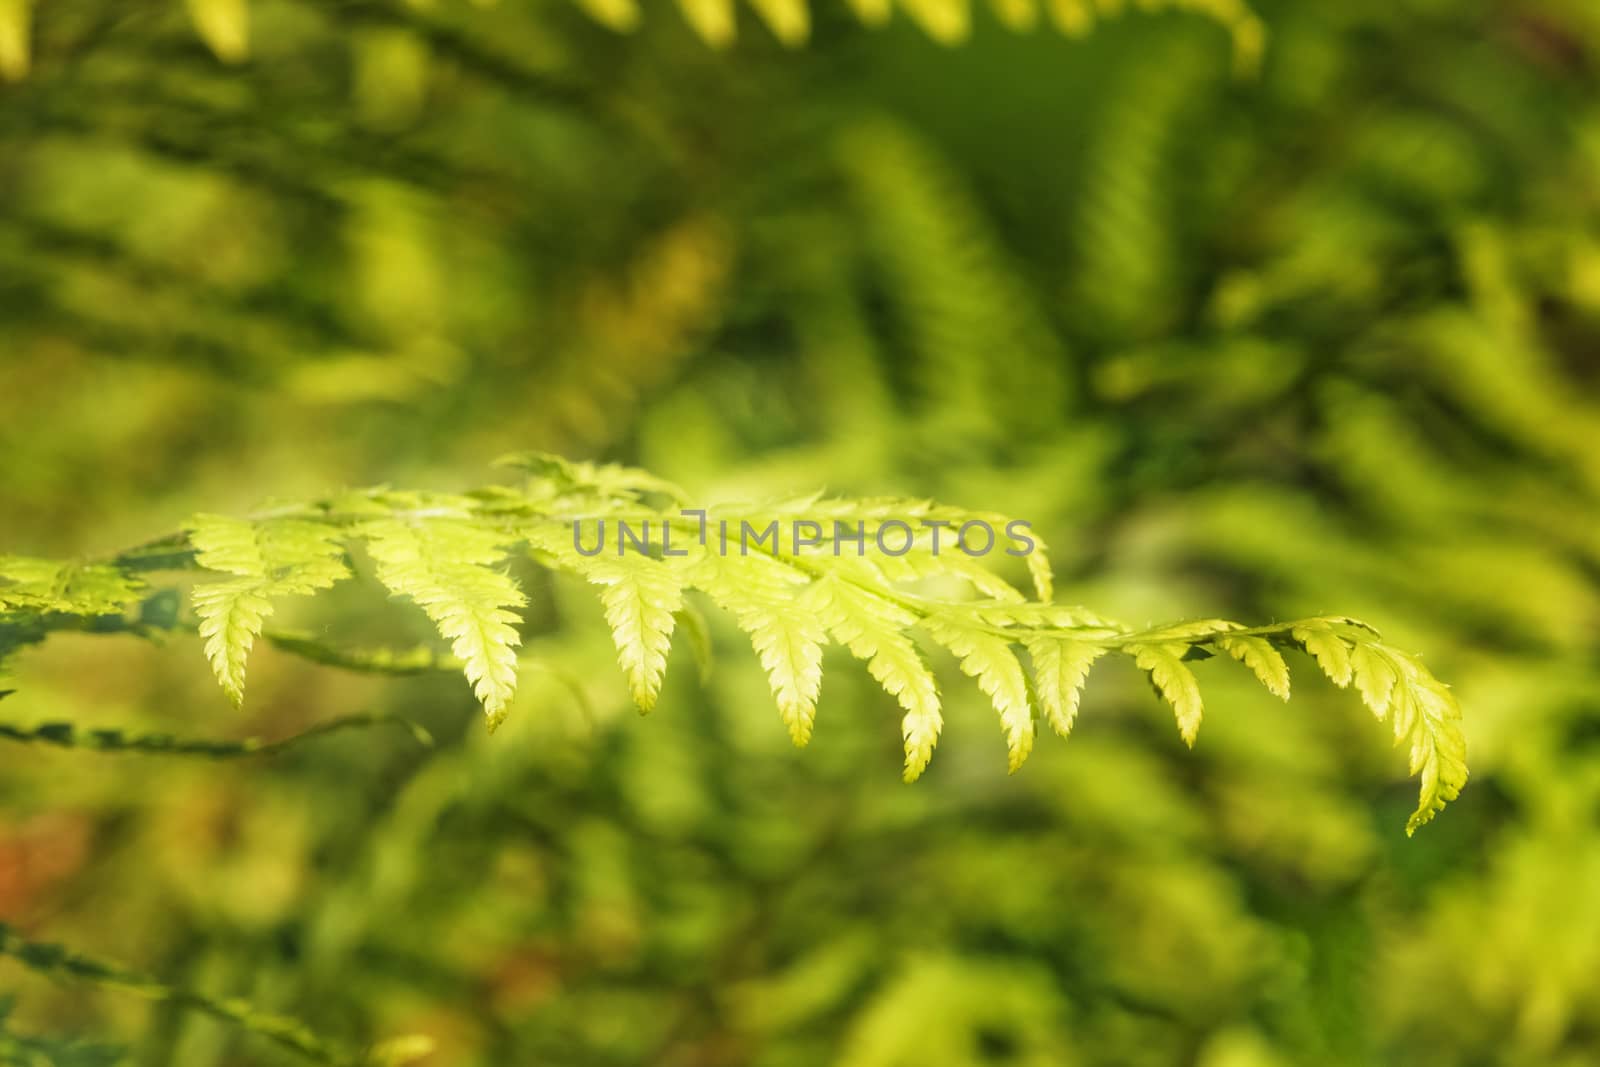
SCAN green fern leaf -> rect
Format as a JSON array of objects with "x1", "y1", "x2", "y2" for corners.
[
  {"x1": 188, "y1": 515, "x2": 349, "y2": 706},
  {"x1": 1349, "y1": 641, "x2": 1397, "y2": 717},
  {"x1": 185, "y1": 0, "x2": 249, "y2": 64},
  {"x1": 572, "y1": 0, "x2": 640, "y2": 33},
  {"x1": 900, "y1": 0, "x2": 970, "y2": 43},
  {"x1": 594, "y1": 558, "x2": 683, "y2": 711},
  {"x1": 0, "y1": 557, "x2": 62, "y2": 612},
  {"x1": 747, "y1": 0, "x2": 810, "y2": 44},
  {"x1": 1131, "y1": 642, "x2": 1204, "y2": 746},
  {"x1": 686, "y1": 551, "x2": 825, "y2": 745},
  {"x1": 192, "y1": 580, "x2": 275, "y2": 707},
  {"x1": 797, "y1": 497, "x2": 1042, "y2": 600},
  {"x1": 1023, "y1": 548, "x2": 1054, "y2": 604},
  {"x1": 924, "y1": 616, "x2": 1034, "y2": 771},
  {"x1": 1280, "y1": 619, "x2": 1465, "y2": 833},
  {"x1": 361, "y1": 518, "x2": 524, "y2": 726},
  {"x1": 1293, "y1": 622, "x2": 1354, "y2": 686},
  {"x1": 802, "y1": 574, "x2": 943, "y2": 780},
  {"x1": 1355, "y1": 641, "x2": 1466, "y2": 834},
  {"x1": 498, "y1": 450, "x2": 688, "y2": 504},
  {"x1": 1387, "y1": 651, "x2": 1468, "y2": 835},
  {"x1": 592, "y1": 559, "x2": 684, "y2": 711},
  {"x1": 526, "y1": 522, "x2": 684, "y2": 710},
  {"x1": 884, "y1": 549, "x2": 1028, "y2": 602},
  {"x1": 1218, "y1": 633, "x2": 1290, "y2": 700},
  {"x1": 0, "y1": 557, "x2": 145, "y2": 617},
  {"x1": 0, "y1": 0, "x2": 31, "y2": 82},
  {"x1": 1025, "y1": 637, "x2": 1104, "y2": 738},
  {"x1": 676, "y1": 0, "x2": 736, "y2": 46}
]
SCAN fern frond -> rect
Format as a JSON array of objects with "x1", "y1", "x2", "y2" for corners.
[
  {"x1": 4, "y1": 461, "x2": 1466, "y2": 833},
  {"x1": 1025, "y1": 637, "x2": 1104, "y2": 738},
  {"x1": 899, "y1": 0, "x2": 971, "y2": 43},
  {"x1": 837, "y1": 121, "x2": 1071, "y2": 437},
  {"x1": 0, "y1": 556, "x2": 146, "y2": 616},
  {"x1": 0, "y1": 0, "x2": 30, "y2": 82},
  {"x1": 1217, "y1": 633, "x2": 1290, "y2": 700},
  {"x1": 593, "y1": 559, "x2": 683, "y2": 711},
  {"x1": 1385, "y1": 648, "x2": 1468, "y2": 835},
  {"x1": 192, "y1": 579, "x2": 275, "y2": 707},
  {"x1": 923, "y1": 614, "x2": 1034, "y2": 771},
  {"x1": 802, "y1": 574, "x2": 943, "y2": 780},
  {"x1": 529, "y1": 522, "x2": 684, "y2": 711},
  {"x1": 1349, "y1": 641, "x2": 1396, "y2": 717},
  {"x1": 1289, "y1": 619, "x2": 1466, "y2": 834},
  {"x1": 1129, "y1": 641, "x2": 1204, "y2": 746},
  {"x1": 841, "y1": 0, "x2": 893, "y2": 24},
  {"x1": 747, "y1": 0, "x2": 810, "y2": 44},
  {"x1": 685, "y1": 548, "x2": 826, "y2": 745},
  {"x1": 676, "y1": 0, "x2": 737, "y2": 46},
  {"x1": 188, "y1": 515, "x2": 350, "y2": 706},
  {"x1": 780, "y1": 494, "x2": 1050, "y2": 599},
  {"x1": 185, "y1": 0, "x2": 249, "y2": 64},
  {"x1": 362, "y1": 517, "x2": 524, "y2": 727},
  {"x1": 13, "y1": 0, "x2": 1263, "y2": 87},
  {"x1": 498, "y1": 450, "x2": 688, "y2": 505},
  {"x1": 1292, "y1": 620, "x2": 1354, "y2": 687}
]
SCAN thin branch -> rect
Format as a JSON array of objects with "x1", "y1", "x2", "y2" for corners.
[
  {"x1": 0, "y1": 923, "x2": 359, "y2": 1065},
  {"x1": 0, "y1": 711, "x2": 432, "y2": 759}
]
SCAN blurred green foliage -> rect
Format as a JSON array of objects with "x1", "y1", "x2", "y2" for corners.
[{"x1": 3, "y1": 0, "x2": 1600, "y2": 1065}]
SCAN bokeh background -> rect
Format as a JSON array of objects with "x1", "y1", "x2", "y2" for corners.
[{"x1": 3, "y1": 0, "x2": 1600, "y2": 1064}]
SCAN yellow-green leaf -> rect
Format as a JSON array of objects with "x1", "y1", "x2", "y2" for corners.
[
  {"x1": 1025, "y1": 637, "x2": 1104, "y2": 738},
  {"x1": 362, "y1": 518, "x2": 524, "y2": 726},
  {"x1": 1131, "y1": 642, "x2": 1203, "y2": 746},
  {"x1": 1293, "y1": 622, "x2": 1353, "y2": 687},
  {"x1": 0, "y1": 0, "x2": 29, "y2": 81},
  {"x1": 925, "y1": 616, "x2": 1033, "y2": 771},
  {"x1": 186, "y1": 0, "x2": 250, "y2": 63},
  {"x1": 688, "y1": 552, "x2": 825, "y2": 745},
  {"x1": 804, "y1": 575, "x2": 943, "y2": 780},
  {"x1": 1218, "y1": 633, "x2": 1290, "y2": 700}
]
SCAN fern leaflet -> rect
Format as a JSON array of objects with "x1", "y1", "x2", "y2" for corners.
[
  {"x1": 188, "y1": 515, "x2": 349, "y2": 706},
  {"x1": 1025, "y1": 637, "x2": 1104, "y2": 739},
  {"x1": 686, "y1": 548, "x2": 826, "y2": 745},
  {"x1": 1130, "y1": 642, "x2": 1205, "y2": 747},
  {"x1": 529, "y1": 523, "x2": 684, "y2": 712},
  {"x1": 802, "y1": 574, "x2": 943, "y2": 780},
  {"x1": 1218, "y1": 632, "x2": 1291, "y2": 700},
  {"x1": 924, "y1": 615, "x2": 1035, "y2": 771},
  {"x1": 362, "y1": 516, "x2": 524, "y2": 727}
]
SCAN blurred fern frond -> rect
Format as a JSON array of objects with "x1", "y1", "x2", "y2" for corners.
[
  {"x1": 0, "y1": 0, "x2": 1262, "y2": 82},
  {"x1": 659, "y1": 0, "x2": 1266, "y2": 71}
]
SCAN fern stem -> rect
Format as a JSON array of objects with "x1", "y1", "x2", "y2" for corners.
[
  {"x1": 0, "y1": 712, "x2": 432, "y2": 758},
  {"x1": 262, "y1": 630, "x2": 463, "y2": 675},
  {"x1": 0, "y1": 923, "x2": 361, "y2": 1065}
]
